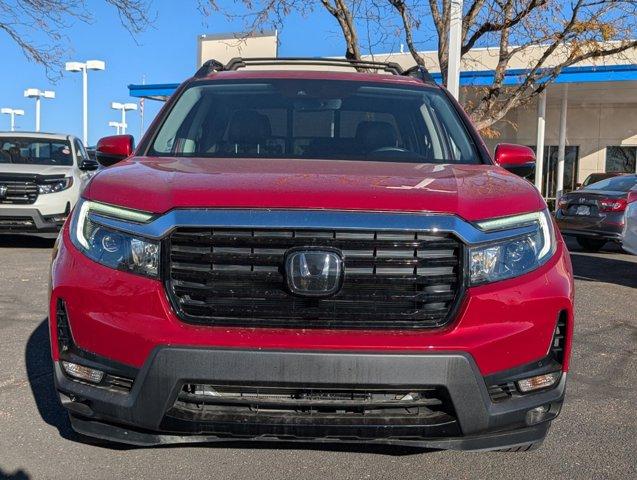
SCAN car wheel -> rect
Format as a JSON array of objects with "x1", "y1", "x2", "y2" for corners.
[{"x1": 576, "y1": 237, "x2": 606, "y2": 252}]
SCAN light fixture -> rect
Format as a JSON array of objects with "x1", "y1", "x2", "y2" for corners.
[
  {"x1": 62, "y1": 361, "x2": 105, "y2": 384},
  {"x1": 1, "y1": 108, "x2": 25, "y2": 131},
  {"x1": 65, "y1": 59, "x2": 106, "y2": 144},
  {"x1": 24, "y1": 88, "x2": 56, "y2": 131},
  {"x1": 516, "y1": 372, "x2": 561, "y2": 393},
  {"x1": 111, "y1": 102, "x2": 137, "y2": 134}
]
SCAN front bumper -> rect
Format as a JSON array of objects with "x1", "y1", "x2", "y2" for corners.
[
  {"x1": 55, "y1": 347, "x2": 565, "y2": 450},
  {"x1": 0, "y1": 207, "x2": 66, "y2": 237}
]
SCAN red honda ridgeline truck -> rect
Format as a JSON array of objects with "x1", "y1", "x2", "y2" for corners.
[{"x1": 49, "y1": 58, "x2": 573, "y2": 451}]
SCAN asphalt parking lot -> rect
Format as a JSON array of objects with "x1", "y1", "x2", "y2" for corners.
[{"x1": 0, "y1": 235, "x2": 635, "y2": 480}]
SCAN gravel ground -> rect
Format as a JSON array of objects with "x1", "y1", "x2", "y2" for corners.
[{"x1": 0, "y1": 235, "x2": 635, "y2": 480}]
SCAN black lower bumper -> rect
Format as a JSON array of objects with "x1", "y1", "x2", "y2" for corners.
[
  {"x1": 555, "y1": 213, "x2": 624, "y2": 242},
  {"x1": 0, "y1": 207, "x2": 65, "y2": 237},
  {"x1": 55, "y1": 347, "x2": 566, "y2": 450}
]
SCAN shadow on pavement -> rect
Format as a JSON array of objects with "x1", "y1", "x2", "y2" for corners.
[
  {"x1": 0, "y1": 235, "x2": 55, "y2": 249},
  {"x1": 569, "y1": 251, "x2": 637, "y2": 289},
  {"x1": 25, "y1": 320, "x2": 429, "y2": 455},
  {"x1": 0, "y1": 468, "x2": 31, "y2": 480},
  {"x1": 24, "y1": 320, "x2": 75, "y2": 441}
]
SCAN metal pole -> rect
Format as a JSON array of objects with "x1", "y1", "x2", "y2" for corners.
[
  {"x1": 35, "y1": 97, "x2": 41, "y2": 132},
  {"x1": 10, "y1": 112, "x2": 15, "y2": 132},
  {"x1": 121, "y1": 108, "x2": 126, "y2": 134},
  {"x1": 447, "y1": 0, "x2": 463, "y2": 99},
  {"x1": 555, "y1": 87, "x2": 568, "y2": 207},
  {"x1": 82, "y1": 66, "x2": 88, "y2": 145},
  {"x1": 534, "y1": 91, "x2": 546, "y2": 194}
]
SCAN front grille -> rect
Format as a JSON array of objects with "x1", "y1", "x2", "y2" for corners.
[
  {"x1": 0, "y1": 176, "x2": 38, "y2": 204},
  {"x1": 166, "y1": 227, "x2": 464, "y2": 329},
  {"x1": 162, "y1": 384, "x2": 461, "y2": 439},
  {"x1": 174, "y1": 384, "x2": 454, "y2": 419}
]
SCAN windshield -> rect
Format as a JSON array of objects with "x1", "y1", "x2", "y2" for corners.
[
  {"x1": 0, "y1": 137, "x2": 72, "y2": 166},
  {"x1": 148, "y1": 80, "x2": 481, "y2": 164},
  {"x1": 585, "y1": 175, "x2": 637, "y2": 192}
]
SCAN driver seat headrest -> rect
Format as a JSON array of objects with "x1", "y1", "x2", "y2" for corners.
[
  {"x1": 227, "y1": 110, "x2": 272, "y2": 144},
  {"x1": 355, "y1": 121, "x2": 398, "y2": 151}
]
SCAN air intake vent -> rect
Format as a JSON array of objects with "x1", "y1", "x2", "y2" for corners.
[
  {"x1": 487, "y1": 382, "x2": 517, "y2": 402},
  {"x1": 56, "y1": 299, "x2": 74, "y2": 352},
  {"x1": 552, "y1": 315, "x2": 567, "y2": 364}
]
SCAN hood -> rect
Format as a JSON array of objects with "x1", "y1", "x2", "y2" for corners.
[
  {"x1": 0, "y1": 163, "x2": 74, "y2": 176},
  {"x1": 84, "y1": 157, "x2": 544, "y2": 222}
]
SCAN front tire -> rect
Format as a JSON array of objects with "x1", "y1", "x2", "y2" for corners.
[{"x1": 576, "y1": 237, "x2": 606, "y2": 252}]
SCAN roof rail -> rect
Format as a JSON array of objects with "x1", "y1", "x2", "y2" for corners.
[
  {"x1": 224, "y1": 57, "x2": 406, "y2": 75},
  {"x1": 402, "y1": 65, "x2": 436, "y2": 84},
  {"x1": 193, "y1": 57, "x2": 435, "y2": 84},
  {"x1": 194, "y1": 59, "x2": 225, "y2": 78}
]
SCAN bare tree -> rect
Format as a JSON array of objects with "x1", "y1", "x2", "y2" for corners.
[
  {"x1": 0, "y1": 0, "x2": 153, "y2": 77},
  {"x1": 202, "y1": 0, "x2": 637, "y2": 131},
  {"x1": 391, "y1": 0, "x2": 637, "y2": 130}
]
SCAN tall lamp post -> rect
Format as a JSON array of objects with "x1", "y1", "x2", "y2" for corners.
[
  {"x1": 108, "y1": 121, "x2": 126, "y2": 135},
  {"x1": 111, "y1": 102, "x2": 137, "y2": 134},
  {"x1": 1, "y1": 108, "x2": 25, "y2": 131},
  {"x1": 65, "y1": 60, "x2": 106, "y2": 145},
  {"x1": 24, "y1": 89, "x2": 55, "y2": 132}
]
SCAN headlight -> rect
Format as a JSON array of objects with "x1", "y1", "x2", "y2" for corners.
[
  {"x1": 70, "y1": 200, "x2": 159, "y2": 278},
  {"x1": 469, "y1": 209, "x2": 556, "y2": 285},
  {"x1": 38, "y1": 177, "x2": 73, "y2": 194}
]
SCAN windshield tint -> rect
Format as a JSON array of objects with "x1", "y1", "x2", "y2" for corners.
[
  {"x1": 0, "y1": 137, "x2": 72, "y2": 166},
  {"x1": 585, "y1": 175, "x2": 637, "y2": 192},
  {"x1": 148, "y1": 80, "x2": 480, "y2": 164}
]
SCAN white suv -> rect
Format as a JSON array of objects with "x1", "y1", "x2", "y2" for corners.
[{"x1": 0, "y1": 132, "x2": 97, "y2": 238}]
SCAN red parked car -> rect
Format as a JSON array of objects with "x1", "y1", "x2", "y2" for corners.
[{"x1": 49, "y1": 58, "x2": 573, "y2": 451}]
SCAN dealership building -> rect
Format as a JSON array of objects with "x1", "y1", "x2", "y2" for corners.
[{"x1": 129, "y1": 34, "x2": 637, "y2": 201}]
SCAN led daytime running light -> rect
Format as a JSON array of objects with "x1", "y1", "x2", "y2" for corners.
[{"x1": 476, "y1": 212, "x2": 541, "y2": 232}]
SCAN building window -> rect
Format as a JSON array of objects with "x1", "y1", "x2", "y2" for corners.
[
  {"x1": 528, "y1": 145, "x2": 580, "y2": 198},
  {"x1": 606, "y1": 146, "x2": 637, "y2": 173}
]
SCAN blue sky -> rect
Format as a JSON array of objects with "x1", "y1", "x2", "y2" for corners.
[{"x1": 0, "y1": 1, "x2": 435, "y2": 146}]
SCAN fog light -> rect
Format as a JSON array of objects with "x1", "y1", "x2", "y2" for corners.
[
  {"x1": 62, "y1": 361, "x2": 104, "y2": 384},
  {"x1": 517, "y1": 372, "x2": 561, "y2": 393},
  {"x1": 526, "y1": 404, "x2": 550, "y2": 425}
]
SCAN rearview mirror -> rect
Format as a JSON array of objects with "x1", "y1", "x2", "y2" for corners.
[
  {"x1": 96, "y1": 135, "x2": 135, "y2": 167},
  {"x1": 494, "y1": 143, "x2": 536, "y2": 178},
  {"x1": 79, "y1": 159, "x2": 99, "y2": 171}
]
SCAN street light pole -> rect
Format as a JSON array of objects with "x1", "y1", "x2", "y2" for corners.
[
  {"x1": 65, "y1": 60, "x2": 106, "y2": 145},
  {"x1": 1, "y1": 108, "x2": 25, "y2": 131},
  {"x1": 82, "y1": 66, "x2": 88, "y2": 143},
  {"x1": 24, "y1": 89, "x2": 55, "y2": 132},
  {"x1": 447, "y1": 0, "x2": 463, "y2": 100},
  {"x1": 108, "y1": 121, "x2": 126, "y2": 135},
  {"x1": 111, "y1": 102, "x2": 137, "y2": 134}
]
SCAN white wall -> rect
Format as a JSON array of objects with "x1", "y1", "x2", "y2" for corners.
[{"x1": 484, "y1": 101, "x2": 637, "y2": 182}]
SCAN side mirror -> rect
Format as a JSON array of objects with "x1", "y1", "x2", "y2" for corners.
[
  {"x1": 96, "y1": 135, "x2": 135, "y2": 167},
  {"x1": 79, "y1": 159, "x2": 99, "y2": 171},
  {"x1": 494, "y1": 143, "x2": 536, "y2": 178}
]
